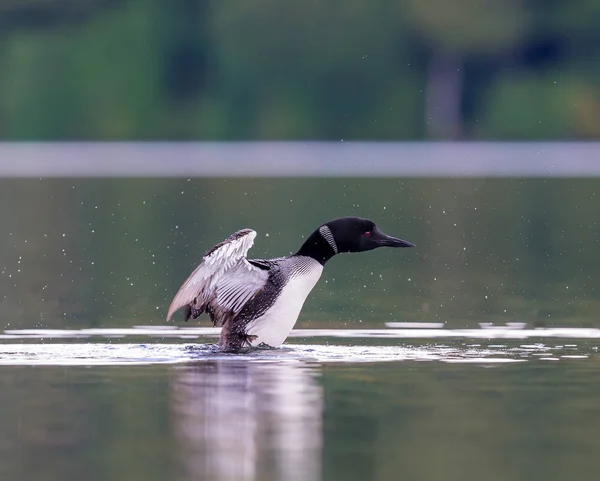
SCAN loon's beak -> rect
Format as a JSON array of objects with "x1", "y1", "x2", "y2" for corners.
[{"x1": 374, "y1": 229, "x2": 415, "y2": 248}]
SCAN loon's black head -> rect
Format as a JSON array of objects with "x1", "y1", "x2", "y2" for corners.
[{"x1": 297, "y1": 217, "x2": 414, "y2": 264}]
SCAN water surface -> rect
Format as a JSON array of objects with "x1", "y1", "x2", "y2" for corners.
[
  {"x1": 2, "y1": 175, "x2": 599, "y2": 332},
  {"x1": 2, "y1": 145, "x2": 600, "y2": 480},
  {"x1": 0, "y1": 328, "x2": 599, "y2": 481}
]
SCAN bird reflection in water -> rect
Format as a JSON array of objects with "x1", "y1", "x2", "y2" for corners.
[{"x1": 171, "y1": 360, "x2": 323, "y2": 481}]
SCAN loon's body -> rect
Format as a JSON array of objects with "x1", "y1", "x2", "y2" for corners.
[{"x1": 166, "y1": 217, "x2": 414, "y2": 351}]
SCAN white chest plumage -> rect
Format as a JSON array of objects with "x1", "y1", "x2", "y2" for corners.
[{"x1": 245, "y1": 259, "x2": 323, "y2": 347}]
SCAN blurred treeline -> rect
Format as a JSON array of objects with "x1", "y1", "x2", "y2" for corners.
[{"x1": 1, "y1": 0, "x2": 600, "y2": 140}]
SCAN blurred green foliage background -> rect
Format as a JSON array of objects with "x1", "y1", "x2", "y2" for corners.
[{"x1": 1, "y1": 0, "x2": 599, "y2": 140}]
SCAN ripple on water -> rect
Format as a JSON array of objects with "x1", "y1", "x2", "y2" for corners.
[
  {"x1": 0, "y1": 343, "x2": 519, "y2": 366},
  {"x1": 0, "y1": 326, "x2": 596, "y2": 366},
  {"x1": 5, "y1": 325, "x2": 600, "y2": 340},
  {"x1": 0, "y1": 328, "x2": 597, "y2": 366}
]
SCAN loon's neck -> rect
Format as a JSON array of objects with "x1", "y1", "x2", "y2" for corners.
[{"x1": 295, "y1": 229, "x2": 336, "y2": 265}]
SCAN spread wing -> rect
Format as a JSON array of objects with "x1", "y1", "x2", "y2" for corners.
[{"x1": 165, "y1": 229, "x2": 269, "y2": 324}]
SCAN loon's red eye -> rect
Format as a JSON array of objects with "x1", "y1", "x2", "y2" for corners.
[{"x1": 365, "y1": 231, "x2": 372, "y2": 237}]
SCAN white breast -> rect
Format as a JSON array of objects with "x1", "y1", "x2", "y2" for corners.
[{"x1": 245, "y1": 259, "x2": 323, "y2": 347}]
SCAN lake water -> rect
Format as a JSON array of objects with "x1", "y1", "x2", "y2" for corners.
[{"x1": 1, "y1": 143, "x2": 600, "y2": 481}]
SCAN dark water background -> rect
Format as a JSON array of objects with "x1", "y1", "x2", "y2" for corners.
[
  {"x1": 1, "y1": 175, "x2": 599, "y2": 330},
  {"x1": 1, "y1": 150, "x2": 600, "y2": 481}
]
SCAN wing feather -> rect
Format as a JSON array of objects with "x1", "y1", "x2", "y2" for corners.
[{"x1": 166, "y1": 229, "x2": 267, "y2": 323}]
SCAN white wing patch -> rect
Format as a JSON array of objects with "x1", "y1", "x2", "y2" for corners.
[
  {"x1": 166, "y1": 229, "x2": 268, "y2": 323},
  {"x1": 215, "y1": 261, "x2": 266, "y2": 312}
]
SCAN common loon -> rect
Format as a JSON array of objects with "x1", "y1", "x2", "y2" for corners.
[{"x1": 166, "y1": 217, "x2": 414, "y2": 351}]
